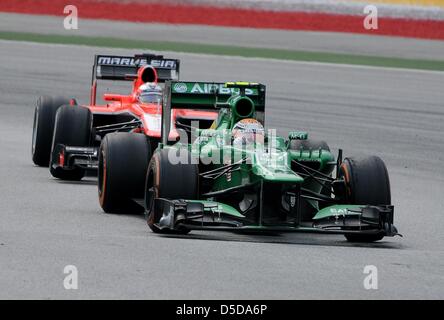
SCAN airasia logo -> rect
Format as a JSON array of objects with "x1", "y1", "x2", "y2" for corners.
[{"x1": 173, "y1": 83, "x2": 188, "y2": 93}]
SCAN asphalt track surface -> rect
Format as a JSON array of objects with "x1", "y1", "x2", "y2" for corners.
[{"x1": 0, "y1": 40, "x2": 443, "y2": 299}]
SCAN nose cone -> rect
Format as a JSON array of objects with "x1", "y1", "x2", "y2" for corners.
[{"x1": 252, "y1": 151, "x2": 303, "y2": 183}]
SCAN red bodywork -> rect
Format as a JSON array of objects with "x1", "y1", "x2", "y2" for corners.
[{"x1": 88, "y1": 65, "x2": 217, "y2": 140}]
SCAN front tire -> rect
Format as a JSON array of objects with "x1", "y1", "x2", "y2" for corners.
[
  {"x1": 339, "y1": 156, "x2": 391, "y2": 242},
  {"x1": 98, "y1": 132, "x2": 151, "y2": 214},
  {"x1": 32, "y1": 96, "x2": 72, "y2": 166},
  {"x1": 50, "y1": 105, "x2": 92, "y2": 180},
  {"x1": 145, "y1": 149, "x2": 198, "y2": 233}
]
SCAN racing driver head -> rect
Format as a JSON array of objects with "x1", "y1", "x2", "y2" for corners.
[
  {"x1": 137, "y1": 83, "x2": 163, "y2": 105},
  {"x1": 232, "y1": 118, "x2": 265, "y2": 146}
]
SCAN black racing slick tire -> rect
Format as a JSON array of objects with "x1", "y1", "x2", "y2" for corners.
[
  {"x1": 50, "y1": 105, "x2": 92, "y2": 180},
  {"x1": 32, "y1": 96, "x2": 72, "y2": 167},
  {"x1": 145, "y1": 149, "x2": 198, "y2": 234},
  {"x1": 339, "y1": 156, "x2": 391, "y2": 242},
  {"x1": 98, "y1": 132, "x2": 151, "y2": 214}
]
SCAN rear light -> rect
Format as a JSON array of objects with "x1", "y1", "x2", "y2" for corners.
[{"x1": 59, "y1": 150, "x2": 65, "y2": 167}]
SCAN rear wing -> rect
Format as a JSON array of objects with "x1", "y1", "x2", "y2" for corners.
[
  {"x1": 161, "y1": 81, "x2": 266, "y2": 144},
  {"x1": 93, "y1": 53, "x2": 180, "y2": 82}
]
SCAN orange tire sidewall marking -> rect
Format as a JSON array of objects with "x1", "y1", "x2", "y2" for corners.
[
  {"x1": 147, "y1": 154, "x2": 160, "y2": 225},
  {"x1": 340, "y1": 162, "x2": 352, "y2": 198}
]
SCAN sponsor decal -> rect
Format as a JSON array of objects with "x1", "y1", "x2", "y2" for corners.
[
  {"x1": 330, "y1": 208, "x2": 348, "y2": 225},
  {"x1": 97, "y1": 56, "x2": 177, "y2": 69},
  {"x1": 173, "y1": 82, "x2": 188, "y2": 93},
  {"x1": 179, "y1": 83, "x2": 256, "y2": 95},
  {"x1": 144, "y1": 114, "x2": 161, "y2": 132},
  {"x1": 224, "y1": 158, "x2": 232, "y2": 182},
  {"x1": 215, "y1": 134, "x2": 226, "y2": 147},
  {"x1": 194, "y1": 136, "x2": 210, "y2": 144},
  {"x1": 151, "y1": 59, "x2": 177, "y2": 69},
  {"x1": 330, "y1": 208, "x2": 348, "y2": 215}
]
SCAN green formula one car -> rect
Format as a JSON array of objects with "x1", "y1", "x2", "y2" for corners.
[{"x1": 101, "y1": 81, "x2": 400, "y2": 242}]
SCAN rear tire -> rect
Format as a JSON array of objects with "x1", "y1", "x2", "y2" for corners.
[
  {"x1": 32, "y1": 96, "x2": 72, "y2": 166},
  {"x1": 50, "y1": 105, "x2": 92, "y2": 180},
  {"x1": 98, "y1": 132, "x2": 151, "y2": 214},
  {"x1": 339, "y1": 156, "x2": 391, "y2": 242},
  {"x1": 145, "y1": 149, "x2": 198, "y2": 233}
]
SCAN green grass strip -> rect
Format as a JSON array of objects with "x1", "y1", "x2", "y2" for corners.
[{"x1": 1, "y1": 31, "x2": 444, "y2": 71}]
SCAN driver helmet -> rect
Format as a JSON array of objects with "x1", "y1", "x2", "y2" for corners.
[
  {"x1": 232, "y1": 118, "x2": 265, "y2": 146},
  {"x1": 137, "y1": 83, "x2": 162, "y2": 104}
]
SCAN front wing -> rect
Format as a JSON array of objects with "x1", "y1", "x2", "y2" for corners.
[
  {"x1": 51, "y1": 144, "x2": 99, "y2": 171},
  {"x1": 151, "y1": 198, "x2": 399, "y2": 237}
]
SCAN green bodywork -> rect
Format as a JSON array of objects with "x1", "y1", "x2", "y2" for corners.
[{"x1": 152, "y1": 81, "x2": 395, "y2": 235}]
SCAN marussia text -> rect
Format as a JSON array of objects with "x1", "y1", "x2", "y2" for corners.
[{"x1": 176, "y1": 304, "x2": 268, "y2": 317}]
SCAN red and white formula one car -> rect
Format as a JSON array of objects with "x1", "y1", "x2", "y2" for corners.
[{"x1": 31, "y1": 53, "x2": 217, "y2": 193}]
